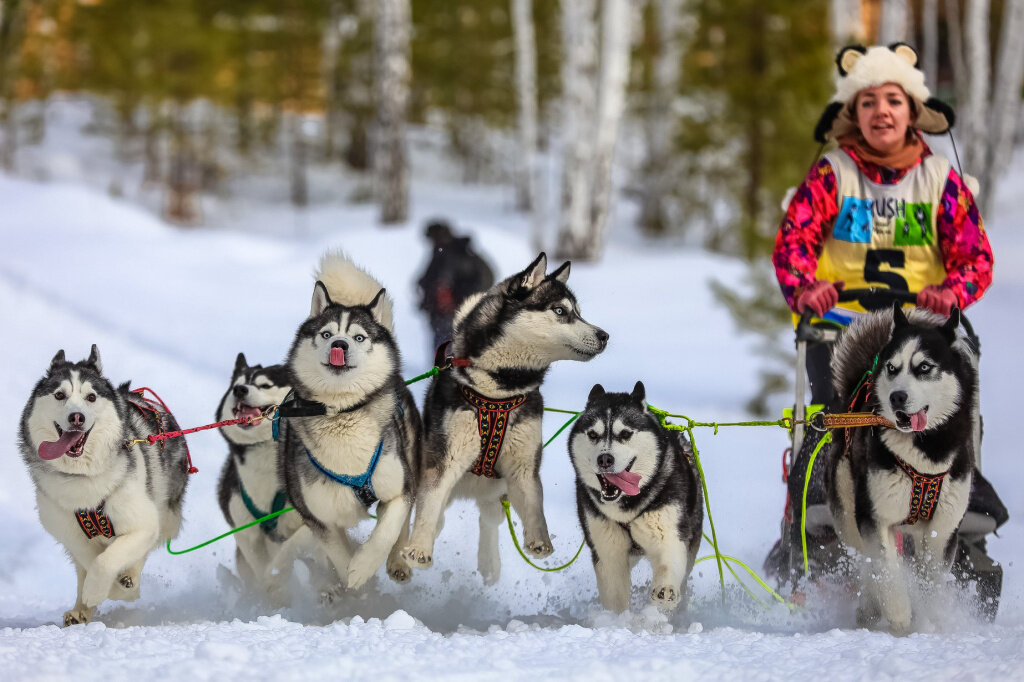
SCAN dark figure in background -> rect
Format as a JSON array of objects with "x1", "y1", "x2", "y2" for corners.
[{"x1": 417, "y1": 220, "x2": 495, "y2": 350}]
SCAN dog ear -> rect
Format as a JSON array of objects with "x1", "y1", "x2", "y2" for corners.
[
  {"x1": 233, "y1": 352, "x2": 249, "y2": 378},
  {"x1": 941, "y1": 307, "x2": 961, "y2": 343},
  {"x1": 631, "y1": 381, "x2": 646, "y2": 404},
  {"x1": 367, "y1": 288, "x2": 389, "y2": 323},
  {"x1": 310, "y1": 281, "x2": 333, "y2": 318},
  {"x1": 517, "y1": 253, "x2": 548, "y2": 292},
  {"x1": 549, "y1": 261, "x2": 571, "y2": 284},
  {"x1": 86, "y1": 344, "x2": 103, "y2": 374},
  {"x1": 892, "y1": 300, "x2": 909, "y2": 329},
  {"x1": 587, "y1": 383, "x2": 605, "y2": 404},
  {"x1": 48, "y1": 349, "x2": 66, "y2": 372}
]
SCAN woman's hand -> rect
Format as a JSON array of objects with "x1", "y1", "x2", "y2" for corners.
[
  {"x1": 917, "y1": 285, "x2": 958, "y2": 316},
  {"x1": 796, "y1": 280, "x2": 844, "y2": 316}
]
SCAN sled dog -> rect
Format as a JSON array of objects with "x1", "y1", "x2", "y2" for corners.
[
  {"x1": 19, "y1": 346, "x2": 190, "y2": 625},
  {"x1": 402, "y1": 253, "x2": 609, "y2": 583},
  {"x1": 569, "y1": 382, "x2": 703, "y2": 612},
  {"x1": 216, "y1": 353, "x2": 306, "y2": 600},
  {"x1": 277, "y1": 251, "x2": 421, "y2": 597},
  {"x1": 826, "y1": 304, "x2": 976, "y2": 634}
]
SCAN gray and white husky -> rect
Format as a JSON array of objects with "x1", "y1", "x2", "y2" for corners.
[
  {"x1": 569, "y1": 382, "x2": 703, "y2": 612},
  {"x1": 18, "y1": 346, "x2": 189, "y2": 625},
  {"x1": 826, "y1": 305, "x2": 976, "y2": 634},
  {"x1": 216, "y1": 353, "x2": 304, "y2": 600},
  {"x1": 401, "y1": 253, "x2": 608, "y2": 583},
  {"x1": 277, "y1": 251, "x2": 421, "y2": 597}
]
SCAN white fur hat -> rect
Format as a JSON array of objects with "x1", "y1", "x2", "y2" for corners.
[{"x1": 814, "y1": 43, "x2": 955, "y2": 143}]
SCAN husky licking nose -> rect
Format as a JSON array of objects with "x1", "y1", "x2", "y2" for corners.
[{"x1": 568, "y1": 382, "x2": 703, "y2": 613}]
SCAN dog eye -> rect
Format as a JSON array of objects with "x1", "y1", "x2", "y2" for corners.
[
  {"x1": 54, "y1": 390, "x2": 66, "y2": 401},
  {"x1": 553, "y1": 306, "x2": 565, "y2": 316},
  {"x1": 617, "y1": 430, "x2": 633, "y2": 441},
  {"x1": 354, "y1": 334, "x2": 366, "y2": 342},
  {"x1": 886, "y1": 362, "x2": 898, "y2": 375},
  {"x1": 320, "y1": 331, "x2": 332, "y2": 340},
  {"x1": 86, "y1": 393, "x2": 97, "y2": 403},
  {"x1": 917, "y1": 362, "x2": 932, "y2": 373},
  {"x1": 587, "y1": 429, "x2": 600, "y2": 441},
  {"x1": 257, "y1": 384, "x2": 272, "y2": 390}
]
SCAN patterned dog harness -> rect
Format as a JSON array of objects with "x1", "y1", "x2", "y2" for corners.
[
  {"x1": 305, "y1": 441, "x2": 383, "y2": 507},
  {"x1": 76, "y1": 501, "x2": 115, "y2": 540},
  {"x1": 239, "y1": 482, "x2": 288, "y2": 533},
  {"x1": 892, "y1": 452, "x2": 948, "y2": 525},
  {"x1": 459, "y1": 385, "x2": 527, "y2": 479}
]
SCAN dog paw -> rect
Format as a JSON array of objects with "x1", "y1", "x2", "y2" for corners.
[
  {"x1": 387, "y1": 556, "x2": 412, "y2": 584},
  {"x1": 320, "y1": 584, "x2": 345, "y2": 605},
  {"x1": 346, "y1": 561, "x2": 378, "y2": 591},
  {"x1": 118, "y1": 574, "x2": 134, "y2": 590},
  {"x1": 855, "y1": 604, "x2": 881, "y2": 629},
  {"x1": 63, "y1": 608, "x2": 92, "y2": 627},
  {"x1": 524, "y1": 539, "x2": 553, "y2": 558},
  {"x1": 650, "y1": 585, "x2": 681, "y2": 608},
  {"x1": 400, "y1": 546, "x2": 433, "y2": 569}
]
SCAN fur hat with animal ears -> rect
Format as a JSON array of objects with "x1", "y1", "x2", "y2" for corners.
[{"x1": 813, "y1": 43, "x2": 956, "y2": 144}]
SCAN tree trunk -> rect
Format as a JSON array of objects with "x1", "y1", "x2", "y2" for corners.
[
  {"x1": 961, "y1": 0, "x2": 990, "y2": 174},
  {"x1": 587, "y1": 0, "x2": 632, "y2": 258},
  {"x1": 944, "y1": 0, "x2": 968, "y2": 114},
  {"x1": 555, "y1": 0, "x2": 598, "y2": 261},
  {"x1": 0, "y1": 0, "x2": 24, "y2": 172},
  {"x1": 289, "y1": 111, "x2": 309, "y2": 207},
  {"x1": 323, "y1": 0, "x2": 343, "y2": 162},
  {"x1": 981, "y1": 0, "x2": 1024, "y2": 213},
  {"x1": 830, "y1": 0, "x2": 864, "y2": 47},
  {"x1": 143, "y1": 104, "x2": 164, "y2": 185},
  {"x1": 921, "y1": 0, "x2": 938, "y2": 87},
  {"x1": 511, "y1": 0, "x2": 539, "y2": 217},
  {"x1": 164, "y1": 104, "x2": 201, "y2": 225},
  {"x1": 374, "y1": 0, "x2": 411, "y2": 225},
  {"x1": 876, "y1": 0, "x2": 908, "y2": 44}
]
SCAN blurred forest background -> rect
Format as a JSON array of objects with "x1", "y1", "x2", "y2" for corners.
[{"x1": 1, "y1": 0, "x2": 1022, "y2": 412}]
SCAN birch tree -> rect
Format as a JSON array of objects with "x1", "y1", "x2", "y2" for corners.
[
  {"x1": 876, "y1": 0, "x2": 908, "y2": 45},
  {"x1": 982, "y1": 0, "x2": 1024, "y2": 213},
  {"x1": 375, "y1": 0, "x2": 411, "y2": 224},
  {"x1": 511, "y1": 0, "x2": 539, "y2": 217},
  {"x1": 921, "y1": 0, "x2": 938, "y2": 86},
  {"x1": 961, "y1": 0, "x2": 990, "y2": 174},
  {"x1": 829, "y1": 0, "x2": 863, "y2": 47}
]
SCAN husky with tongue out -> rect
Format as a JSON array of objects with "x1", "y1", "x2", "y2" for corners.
[
  {"x1": 568, "y1": 382, "x2": 703, "y2": 613},
  {"x1": 278, "y1": 251, "x2": 421, "y2": 598},
  {"x1": 826, "y1": 303, "x2": 977, "y2": 634},
  {"x1": 18, "y1": 345, "x2": 190, "y2": 626}
]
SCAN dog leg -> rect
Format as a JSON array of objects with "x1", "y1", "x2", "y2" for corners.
[
  {"x1": 588, "y1": 514, "x2": 633, "y2": 613},
  {"x1": 81, "y1": 529, "x2": 158, "y2": 609},
  {"x1": 403, "y1": 456, "x2": 473, "y2": 568},
  {"x1": 347, "y1": 496, "x2": 411, "y2": 590},
  {"x1": 477, "y1": 498, "x2": 504, "y2": 585},
  {"x1": 319, "y1": 528, "x2": 355, "y2": 603},
  {"x1": 265, "y1": 525, "x2": 312, "y2": 585},
  {"x1": 505, "y1": 468, "x2": 553, "y2": 558},
  {"x1": 63, "y1": 561, "x2": 95, "y2": 627},
  {"x1": 631, "y1": 507, "x2": 689, "y2": 610},
  {"x1": 866, "y1": 528, "x2": 912, "y2": 635},
  {"x1": 236, "y1": 526, "x2": 272, "y2": 592},
  {"x1": 386, "y1": 504, "x2": 414, "y2": 584}
]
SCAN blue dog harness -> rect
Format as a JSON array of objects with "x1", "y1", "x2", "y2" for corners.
[{"x1": 305, "y1": 441, "x2": 383, "y2": 507}]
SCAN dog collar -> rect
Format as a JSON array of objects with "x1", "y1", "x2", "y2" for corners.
[
  {"x1": 459, "y1": 385, "x2": 527, "y2": 479},
  {"x1": 75, "y1": 501, "x2": 115, "y2": 540},
  {"x1": 891, "y1": 452, "x2": 948, "y2": 525},
  {"x1": 434, "y1": 340, "x2": 472, "y2": 370}
]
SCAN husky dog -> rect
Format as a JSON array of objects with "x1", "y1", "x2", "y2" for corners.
[
  {"x1": 569, "y1": 382, "x2": 703, "y2": 612},
  {"x1": 216, "y1": 353, "x2": 305, "y2": 599},
  {"x1": 401, "y1": 253, "x2": 609, "y2": 583},
  {"x1": 277, "y1": 251, "x2": 421, "y2": 596},
  {"x1": 18, "y1": 346, "x2": 189, "y2": 625},
  {"x1": 826, "y1": 305, "x2": 976, "y2": 634}
]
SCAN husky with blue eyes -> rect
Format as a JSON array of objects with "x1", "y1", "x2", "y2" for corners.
[
  {"x1": 827, "y1": 304, "x2": 977, "y2": 634},
  {"x1": 277, "y1": 251, "x2": 421, "y2": 600}
]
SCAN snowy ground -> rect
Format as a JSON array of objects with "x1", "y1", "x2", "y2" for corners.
[{"x1": 1, "y1": 99, "x2": 1023, "y2": 679}]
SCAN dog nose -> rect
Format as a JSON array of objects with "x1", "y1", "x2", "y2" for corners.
[
  {"x1": 595, "y1": 328, "x2": 609, "y2": 346},
  {"x1": 890, "y1": 390, "x2": 908, "y2": 411},
  {"x1": 332, "y1": 339, "x2": 349, "y2": 350},
  {"x1": 68, "y1": 412, "x2": 85, "y2": 428},
  {"x1": 233, "y1": 385, "x2": 249, "y2": 399},
  {"x1": 597, "y1": 453, "x2": 614, "y2": 470}
]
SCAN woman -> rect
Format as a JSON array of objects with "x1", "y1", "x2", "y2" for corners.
[{"x1": 773, "y1": 43, "x2": 993, "y2": 404}]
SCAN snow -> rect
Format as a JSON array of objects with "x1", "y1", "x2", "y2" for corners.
[{"x1": 1, "y1": 99, "x2": 1024, "y2": 679}]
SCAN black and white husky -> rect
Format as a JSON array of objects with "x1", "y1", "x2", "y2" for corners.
[
  {"x1": 18, "y1": 346, "x2": 189, "y2": 625},
  {"x1": 277, "y1": 251, "x2": 421, "y2": 596},
  {"x1": 826, "y1": 305, "x2": 976, "y2": 634},
  {"x1": 569, "y1": 382, "x2": 703, "y2": 612},
  {"x1": 216, "y1": 353, "x2": 304, "y2": 599},
  {"x1": 401, "y1": 253, "x2": 608, "y2": 583}
]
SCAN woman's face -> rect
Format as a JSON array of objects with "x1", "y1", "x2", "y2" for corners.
[{"x1": 854, "y1": 83, "x2": 914, "y2": 153}]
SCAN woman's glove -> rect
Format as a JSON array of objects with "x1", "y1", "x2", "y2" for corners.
[
  {"x1": 917, "y1": 285, "x2": 958, "y2": 317},
  {"x1": 795, "y1": 280, "x2": 844, "y2": 316}
]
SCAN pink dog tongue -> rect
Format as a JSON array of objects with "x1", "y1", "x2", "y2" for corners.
[
  {"x1": 237, "y1": 405, "x2": 262, "y2": 423},
  {"x1": 38, "y1": 431, "x2": 84, "y2": 460},
  {"x1": 604, "y1": 471, "x2": 642, "y2": 496},
  {"x1": 910, "y1": 409, "x2": 928, "y2": 432},
  {"x1": 329, "y1": 347, "x2": 346, "y2": 366}
]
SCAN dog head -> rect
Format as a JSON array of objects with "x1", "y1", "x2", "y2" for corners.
[
  {"x1": 569, "y1": 381, "x2": 666, "y2": 504},
  {"x1": 874, "y1": 304, "x2": 964, "y2": 433},
  {"x1": 20, "y1": 345, "x2": 126, "y2": 476},
  {"x1": 454, "y1": 253, "x2": 609, "y2": 370},
  {"x1": 287, "y1": 283, "x2": 400, "y2": 408},
  {"x1": 217, "y1": 353, "x2": 291, "y2": 446}
]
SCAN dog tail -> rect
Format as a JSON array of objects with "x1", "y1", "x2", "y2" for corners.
[{"x1": 315, "y1": 250, "x2": 395, "y2": 331}]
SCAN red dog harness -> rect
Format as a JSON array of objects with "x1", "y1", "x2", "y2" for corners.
[
  {"x1": 76, "y1": 501, "x2": 115, "y2": 540},
  {"x1": 459, "y1": 385, "x2": 527, "y2": 479},
  {"x1": 892, "y1": 453, "x2": 948, "y2": 525}
]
